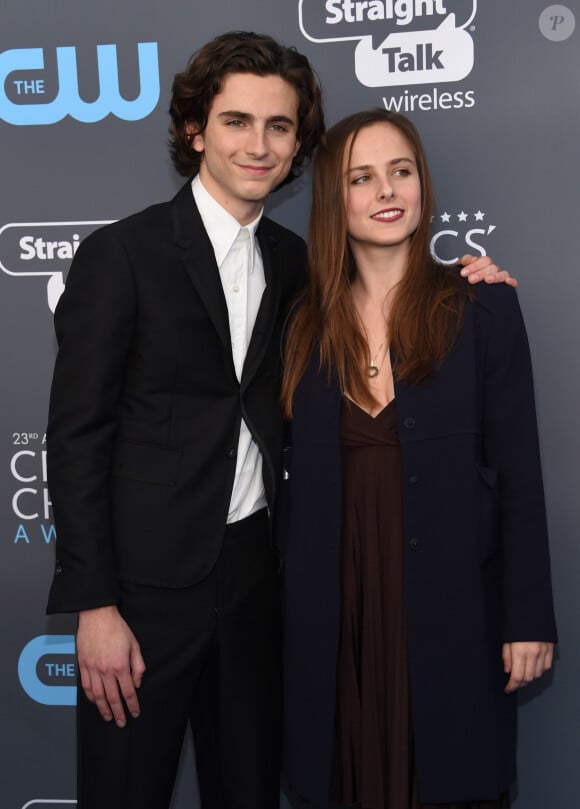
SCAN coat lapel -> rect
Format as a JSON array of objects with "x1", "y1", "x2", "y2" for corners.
[
  {"x1": 171, "y1": 182, "x2": 283, "y2": 385},
  {"x1": 171, "y1": 182, "x2": 232, "y2": 354}
]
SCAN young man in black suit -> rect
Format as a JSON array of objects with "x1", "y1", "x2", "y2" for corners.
[{"x1": 46, "y1": 30, "x2": 512, "y2": 809}]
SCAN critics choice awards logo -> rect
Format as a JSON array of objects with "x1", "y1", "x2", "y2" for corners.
[
  {"x1": 10, "y1": 432, "x2": 55, "y2": 546},
  {"x1": 299, "y1": 0, "x2": 478, "y2": 109},
  {"x1": 430, "y1": 205, "x2": 496, "y2": 264}
]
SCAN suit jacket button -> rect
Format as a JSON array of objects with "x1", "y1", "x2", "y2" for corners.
[
  {"x1": 409, "y1": 538, "x2": 420, "y2": 550},
  {"x1": 409, "y1": 475, "x2": 420, "y2": 487},
  {"x1": 226, "y1": 447, "x2": 236, "y2": 459},
  {"x1": 403, "y1": 417, "x2": 416, "y2": 430},
  {"x1": 55, "y1": 561, "x2": 63, "y2": 575}
]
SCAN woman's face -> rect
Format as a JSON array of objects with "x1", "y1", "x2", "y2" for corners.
[{"x1": 343, "y1": 121, "x2": 422, "y2": 254}]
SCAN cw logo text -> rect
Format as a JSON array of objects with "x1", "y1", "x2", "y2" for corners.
[
  {"x1": 0, "y1": 42, "x2": 159, "y2": 125},
  {"x1": 18, "y1": 635, "x2": 76, "y2": 706}
]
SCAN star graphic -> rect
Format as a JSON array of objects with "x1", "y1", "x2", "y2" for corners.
[
  {"x1": 440, "y1": 212, "x2": 451, "y2": 223},
  {"x1": 457, "y1": 211, "x2": 468, "y2": 222},
  {"x1": 474, "y1": 210, "x2": 485, "y2": 221}
]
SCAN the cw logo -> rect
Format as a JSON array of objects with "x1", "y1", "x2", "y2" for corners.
[
  {"x1": 18, "y1": 635, "x2": 76, "y2": 705},
  {"x1": 0, "y1": 42, "x2": 159, "y2": 125}
]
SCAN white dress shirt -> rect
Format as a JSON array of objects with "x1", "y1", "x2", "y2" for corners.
[{"x1": 192, "y1": 175, "x2": 267, "y2": 523}]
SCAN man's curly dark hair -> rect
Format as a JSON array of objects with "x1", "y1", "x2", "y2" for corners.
[{"x1": 169, "y1": 31, "x2": 325, "y2": 187}]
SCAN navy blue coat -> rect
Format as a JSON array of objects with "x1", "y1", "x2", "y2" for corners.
[{"x1": 278, "y1": 282, "x2": 557, "y2": 804}]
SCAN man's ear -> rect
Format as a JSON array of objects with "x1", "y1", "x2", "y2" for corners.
[
  {"x1": 293, "y1": 139, "x2": 302, "y2": 158},
  {"x1": 185, "y1": 122, "x2": 204, "y2": 153}
]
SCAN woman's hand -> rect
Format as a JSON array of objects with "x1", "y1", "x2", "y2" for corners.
[
  {"x1": 502, "y1": 641, "x2": 554, "y2": 693},
  {"x1": 459, "y1": 254, "x2": 518, "y2": 287}
]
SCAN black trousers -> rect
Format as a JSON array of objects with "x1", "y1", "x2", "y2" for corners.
[{"x1": 77, "y1": 510, "x2": 281, "y2": 809}]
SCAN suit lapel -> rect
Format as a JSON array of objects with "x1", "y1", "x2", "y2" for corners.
[
  {"x1": 171, "y1": 182, "x2": 282, "y2": 385},
  {"x1": 171, "y1": 182, "x2": 232, "y2": 354},
  {"x1": 241, "y1": 220, "x2": 282, "y2": 388}
]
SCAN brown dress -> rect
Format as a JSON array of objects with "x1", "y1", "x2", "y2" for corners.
[{"x1": 331, "y1": 399, "x2": 509, "y2": 809}]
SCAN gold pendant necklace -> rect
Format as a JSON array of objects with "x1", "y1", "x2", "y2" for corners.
[{"x1": 368, "y1": 339, "x2": 386, "y2": 378}]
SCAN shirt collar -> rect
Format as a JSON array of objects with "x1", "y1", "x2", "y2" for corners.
[{"x1": 191, "y1": 174, "x2": 263, "y2": 268}]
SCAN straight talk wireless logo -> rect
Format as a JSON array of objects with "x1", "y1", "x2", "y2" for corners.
[
  {"x1": 299, "y1": 0, "x2": 478, "y2": 109},
  {"x1": 0, "y1": 221, "x2": 112, "y2": 312}
]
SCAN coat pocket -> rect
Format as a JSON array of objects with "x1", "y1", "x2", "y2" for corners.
[{"x1": 111, "y1": 440, "x2": 181, "y2": 485}]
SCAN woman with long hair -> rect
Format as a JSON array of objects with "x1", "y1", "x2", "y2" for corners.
[{"x1": 279, "y1": 109, "x2": 556, "y2": 809}]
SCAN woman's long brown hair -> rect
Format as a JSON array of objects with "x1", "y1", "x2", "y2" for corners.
[{"x1": 281, "y1": 109, "x2": 468, "y2": 417}]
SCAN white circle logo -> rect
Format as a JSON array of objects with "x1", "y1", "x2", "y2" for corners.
[{"x1": 539, "y1": 5, "x2": 576, "y2": 41}]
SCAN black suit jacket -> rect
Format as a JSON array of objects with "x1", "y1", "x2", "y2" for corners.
[{"x1": 46, "y1": 181, "x2": 306, "y2": 613}]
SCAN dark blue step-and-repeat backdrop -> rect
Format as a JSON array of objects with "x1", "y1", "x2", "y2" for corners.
[{"x1": 1, "y1": 2, "x2": 578, "y2": 807}]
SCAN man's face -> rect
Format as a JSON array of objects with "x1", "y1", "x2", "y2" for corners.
[{"x1": 188, "y1": 72, "x2": 301, "y2": 225}]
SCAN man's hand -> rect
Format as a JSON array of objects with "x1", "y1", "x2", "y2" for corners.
[
  {"x1": 77, "y1": 605, "x2": 146, "y2": 727},
  {"x1": 502, "y1": 641, "x2": 554, "y2": 694},
  {"x1": 459, "y1": 254, "x2": 518, "y2": 287}
]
